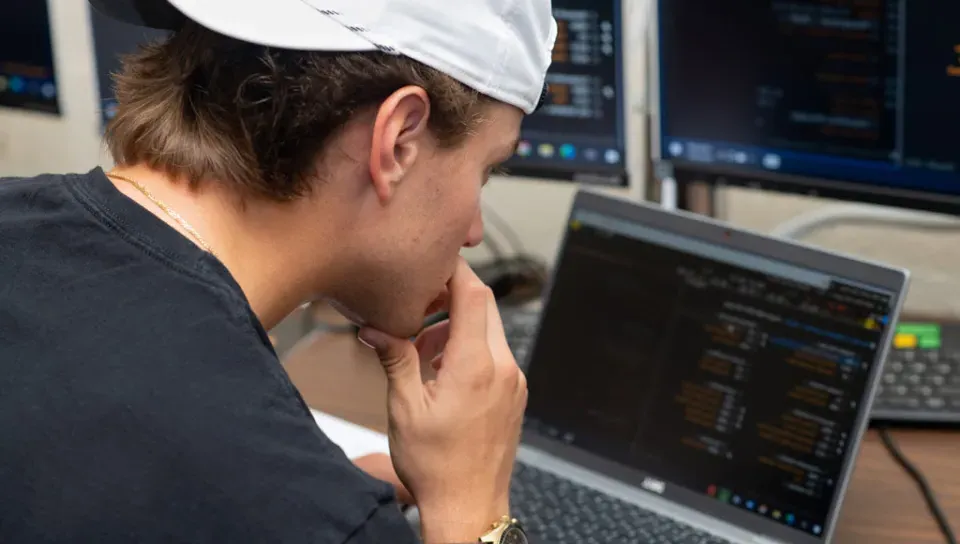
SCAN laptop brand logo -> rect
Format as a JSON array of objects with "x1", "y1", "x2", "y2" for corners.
[{"x1": 641, "y1": 477, "x2": 666, "y2": 495}]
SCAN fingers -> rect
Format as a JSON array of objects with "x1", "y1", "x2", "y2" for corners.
[
  {"x1": 415, "y1": 320, "x2": 451, "y2": 365},
  {"x1": 358, "y1": 328, "x2": 423, "y2": 401},
  {"x1": 415, "y1": 320, "x2": 451, "y2": 379},
  {"x1": 424, "y1": 287, "x2": 450, "y2": 318},
  {"x1": 484, "y1": 288, "x2": 513, "y2": 362},
  {"x1": 445, "y1": 258, "x2": 491, "y2": 353}
]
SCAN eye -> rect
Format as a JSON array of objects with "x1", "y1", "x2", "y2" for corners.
[
  {"x1": 490, "y1": 164, "x2": 510, "y2": 177},
  {"x1": 483, "y1": 165, "x2": 508, "y2": 185}
]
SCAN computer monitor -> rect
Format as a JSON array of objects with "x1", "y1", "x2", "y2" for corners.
[
  {"x1": 503, "y1": 0, "x2": 628, "y2": 187},
  {"x1": 0, "y1": 0, "x2": 60, "y2": 115},
  {"x1": 89, "y1": 6, "x2": 168, "y2": 130},
  {"x1": 651, "y1": 0, "x2": 960, "y2": 215}
]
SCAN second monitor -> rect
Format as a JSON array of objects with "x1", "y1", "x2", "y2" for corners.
[
  {"x1": 89, "y1": 5, "x2": 168, "y2": 130},
  {"x1": 652, "y1": 0, "x2": 960, "y2": 215},
  {"x1": 503, "y1": 0, "x2": 628, "y2": 187}
]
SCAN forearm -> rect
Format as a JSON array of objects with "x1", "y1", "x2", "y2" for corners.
[
  {"x1": 417, "y1": 497, "x2": 509, "y2": 544},
  {"x1": 352, "y1": 453, "x2": 415, "y2": 505}
]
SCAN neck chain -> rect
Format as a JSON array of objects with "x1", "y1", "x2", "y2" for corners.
[{"x1": 106, "y1": 172, "x2": 217, "y2": 258}]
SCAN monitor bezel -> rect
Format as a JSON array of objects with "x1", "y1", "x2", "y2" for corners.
[
  {"x1": 647, "y1": 0, "x2": 960, "y2": 217},
  {"x1": 0, "y1": 0, "x2": 62, "y2": 116},
  {"x1": 500, "y1": 0, "x2": 631, "y2": 186},
  {"x1": 521, "y1": 188, "x2": 910, "y2": 544}
]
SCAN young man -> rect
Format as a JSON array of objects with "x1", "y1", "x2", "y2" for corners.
[{"x1": 0, "y1": 0, "x2": 556, "y2": 542}]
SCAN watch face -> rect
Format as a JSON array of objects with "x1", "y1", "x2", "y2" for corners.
[{"x1": 500, "y1": 526, "x2": 528, "y2": 544}]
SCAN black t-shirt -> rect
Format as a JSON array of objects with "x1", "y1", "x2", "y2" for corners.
[{"x1": 0, "y1": 168, "x2": 420, "y2": 543}]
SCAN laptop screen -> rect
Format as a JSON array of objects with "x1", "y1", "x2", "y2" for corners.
[{"x1": 524, "y1": 207, "x2": 895, "y2": 540}]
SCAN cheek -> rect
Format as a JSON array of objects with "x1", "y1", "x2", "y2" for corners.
[
  {"x1": 435, "y1": 164, "x2": 482, "y2": 231},
  {"x1": 448, "y1": 182, "x2": 482, "y2": 241}
]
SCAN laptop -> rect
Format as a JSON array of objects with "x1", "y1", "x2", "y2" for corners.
[{"x1": 506, "y1": 189, "x2": 909, "y2": 544}]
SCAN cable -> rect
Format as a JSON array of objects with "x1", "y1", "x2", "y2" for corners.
[
  {"x1": 481, "y1": 203, "x2": 549, "y2": 284},
  {"x1": 659, "y1": 177, "x2": 678, "y2": 211},
  {"x1": 482, "y1": 203, "x2": 529, "y2": 258},
  {"x1": 482, "y1": 228, "x2": 508, "y2": 267},
  {"x1": 771, "y1": 204, "x2": 960, "y2": 241},
  {"x1": 626, "y1": 0, "x2": 654, "y2": 43},
  {"x1": 877, "y1": 428, "x2": 957, "y2": 544}
]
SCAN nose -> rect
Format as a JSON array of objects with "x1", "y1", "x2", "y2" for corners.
[{"x1": 463, "y1": 208, "x2": 484, "y2": 248}]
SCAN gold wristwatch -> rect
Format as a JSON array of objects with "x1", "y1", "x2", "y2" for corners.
[{"x1": 478, "y1": 515, "x2": 528, "y2": 544}]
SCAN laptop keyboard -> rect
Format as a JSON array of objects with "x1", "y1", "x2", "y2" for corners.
[
  {"x1": 512, "y1": 462, "x2": 733, "y2": 544},
  {"x1": 502, "y1": 306, "x2": 541, "y2": 372}
]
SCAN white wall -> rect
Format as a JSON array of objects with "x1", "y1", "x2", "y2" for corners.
[{"x1": 4, "y1": 0, "x2": 960, "y2": 319}]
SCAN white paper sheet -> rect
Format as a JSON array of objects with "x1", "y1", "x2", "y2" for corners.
[{"x1": 310, "y1": 409, "x2": 390, "y2": 459}]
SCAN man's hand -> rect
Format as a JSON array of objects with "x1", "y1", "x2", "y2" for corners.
[
  {"x1": 352, "y1": 453, "x2": 414, "y2": 505},
  {"x1": 358, "y1": 258, "x2": 526, "y2": 544}
]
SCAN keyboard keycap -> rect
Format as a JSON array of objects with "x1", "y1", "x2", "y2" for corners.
[
  {"x1": 511, "y1": 462, "x2": 732, "y2": 543},
  {"x1": 873, "y1": 338, "x2": 960, "y2": 423}
]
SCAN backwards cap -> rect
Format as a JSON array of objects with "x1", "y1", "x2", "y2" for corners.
[{"x1": 89, "y1": 0, "x2": 557, "y2": 114}]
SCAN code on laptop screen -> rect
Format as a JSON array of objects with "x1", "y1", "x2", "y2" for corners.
[{"x1": 524, "y1": 210, "x2": 894, "y2": 539}]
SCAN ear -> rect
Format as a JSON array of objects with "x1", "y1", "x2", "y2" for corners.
[{"x1": 368, "y1": 86, "x2": 432, "y2": 203}]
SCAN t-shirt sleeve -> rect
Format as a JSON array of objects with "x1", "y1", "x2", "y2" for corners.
[
  {"x1": 343, "y1": 503, "x2": 423, "y2": 544},
  {"x1": 130, "y1": 313, "x2": 422, "y2": 544}
]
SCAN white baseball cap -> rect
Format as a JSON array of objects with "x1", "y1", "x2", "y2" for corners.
[{"x1": 89, "y1": 0, "x2": 557, "y2": 114}]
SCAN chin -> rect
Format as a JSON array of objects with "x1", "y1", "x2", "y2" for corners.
[
  {"x1": 377, "y1": 313, "x2": 428, "y2": 339},
  {"x1": 326, "y1": 299, "x2": 368, "y2": 327},
  {"x1": 326, "y1": 297, "x2": 424, "y2": 339}
]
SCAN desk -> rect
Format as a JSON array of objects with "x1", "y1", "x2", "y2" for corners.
[{"x1": 283, "y1": 329, "x2": 960, "y2": 543}]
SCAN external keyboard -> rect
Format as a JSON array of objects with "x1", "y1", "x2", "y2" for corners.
[
  {"x1": 872, "y1": 322, "x2": 960, "y2": 424},
  {"x1": 512, "y1": 462, "x2": 732, "y2": 544}
]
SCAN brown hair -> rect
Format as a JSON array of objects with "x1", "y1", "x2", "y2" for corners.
[{"x1": 105, "y1": 21, "x2": 489, "y2": 201}]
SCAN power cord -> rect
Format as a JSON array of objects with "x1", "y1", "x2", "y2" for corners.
[
  {"x1": 877, "y1": 428, "x2": 957, "y2": 544},
  {"x1": 477, "y1": 203, "x2": 549, "y2": 306},
  {"x1": 482, "y1": 204, "x2": 548, "y2": 280}
]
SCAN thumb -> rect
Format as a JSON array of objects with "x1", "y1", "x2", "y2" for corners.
[{"x1": 357, "y1": 328, "x2": 422, "y2": 394}]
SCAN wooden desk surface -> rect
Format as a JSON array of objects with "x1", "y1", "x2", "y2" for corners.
[{"x1": 283, "y1": 330, "x2": 960, "y2": 543}]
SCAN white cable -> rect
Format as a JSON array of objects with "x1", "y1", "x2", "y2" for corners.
[
  {"x1": 660, "y1": 177, "x2": 678, "y2": 211},
  {"x1": 627, "y1": 0, "x2": 655, "y2": 43},
  {"x1": 771, "y1": 204, "x2": 960, "y2": 241}
]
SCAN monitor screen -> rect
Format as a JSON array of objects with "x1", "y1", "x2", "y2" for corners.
[
  {"x1": 524, "y1": 208, "x2": 895, "y2": 541},
  {"x1": 503, "y1": 0, "x2": 627, "y2": 186},
  {"x1": 89, "y1": 7, "x2": 168, "y2": 130},
  {"x1": 654, "y1": 0, "x2": 960, "y2": 214},
  {"x1": 0, "y1": 0, "x2": 60, "y2": 115}
]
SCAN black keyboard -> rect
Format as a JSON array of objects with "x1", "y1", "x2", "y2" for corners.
[
  {"x1": 512, "y1": 462, "x2": 732, "y2": 544},
  {"x1": 872, "y1": 323, "x2": 960, "y2": 424}
]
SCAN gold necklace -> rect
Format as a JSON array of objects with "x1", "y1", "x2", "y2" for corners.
[{"x1": 106, "y1": 172, "x2": 217, "y2": 258}]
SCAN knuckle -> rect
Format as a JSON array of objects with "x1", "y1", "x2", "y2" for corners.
[
  {"x1": 502, "y1": 364, "x2": 523, "y2": 389},
  {"x1": 381, "y1": 351, "x2": 405, "y2": 370},
  {"x1": 517, "y1": 370, "x2": 528, "y2": 392},
  {"x1": 381, "y1": 350, "x2": 413, "y2": 378},
  {"x1": 469, "y1": 354, "x2": 497, "y2": 389}
]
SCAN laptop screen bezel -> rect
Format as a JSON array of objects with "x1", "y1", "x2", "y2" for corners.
[{"x1": 520, "y1": 188, "x2": 909, "y2": 544}]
